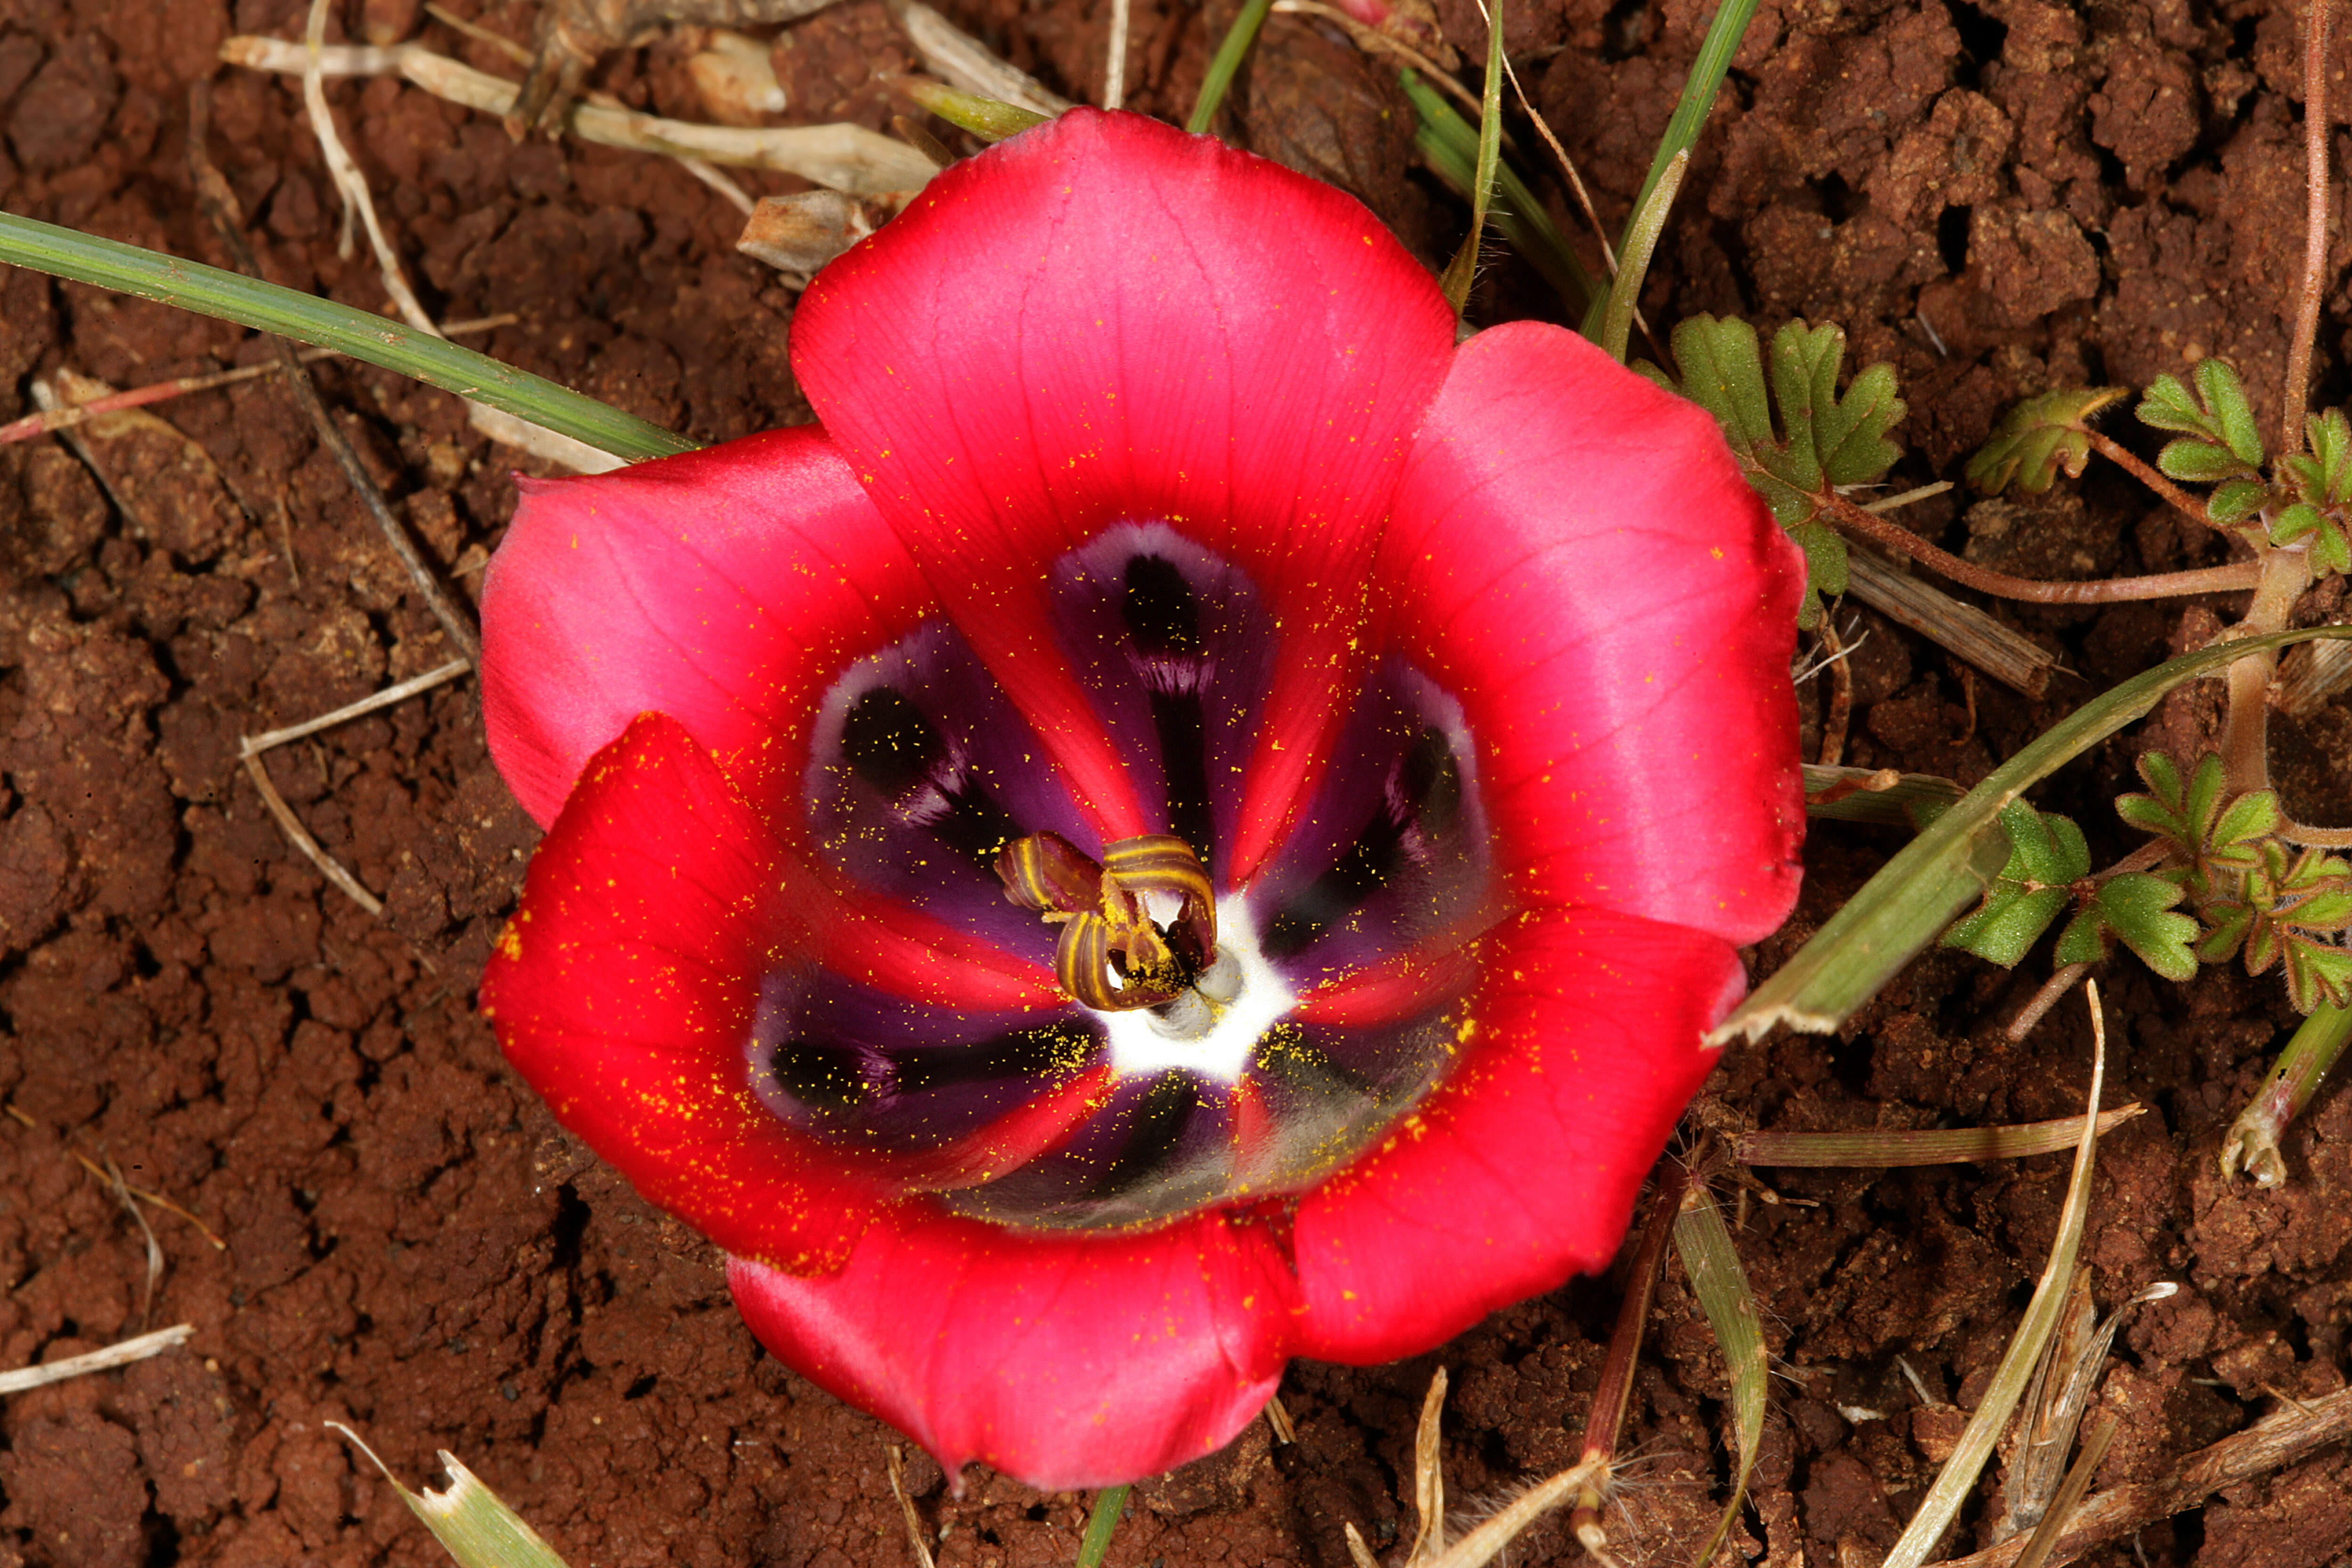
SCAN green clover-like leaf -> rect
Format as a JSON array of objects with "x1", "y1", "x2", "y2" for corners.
[
  {"x1": 1941, "y1": 800, "x2": 2089, "y2": 966},
  {"x1": 1667, "y1": 315, "x2": 1774, "y2": 457},
  {"x1": 1966, "y1": 387, "x2": 2127, "y2": 495},
  {"x1": 2087, "y1": 872, "x2": 2202, "y2": 980},
  {"x1": 2298, "y1": 408, "x2": 2352, "y2": 504}
]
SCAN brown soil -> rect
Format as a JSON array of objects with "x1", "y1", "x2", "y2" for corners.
[{"x1": 3, "y1": 0, "x2": 2351, "y2": 1565}]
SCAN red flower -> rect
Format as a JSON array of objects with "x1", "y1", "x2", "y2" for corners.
[{"x1": 479, "y1": 110, "x2": 1803, "y2": 1491}]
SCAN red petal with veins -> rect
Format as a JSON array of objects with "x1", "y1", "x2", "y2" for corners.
[
  {"x1": 482, "y1": 714, "x2": 1052, "y2": 1271},
  {"x1": 480, "y1": 426, "x2": 930, "y2": 830},
  {"x1": 792, "y1": 110, "x2": 1456, "y2": 881},
  {"x1": 1382, "y1": 322, "x2": 1806, "y2": 946},
  {"x1": 727, "y1": 1207, "x2": 1299, "y2": 1491},
  {"x1": 1290, "y1": 906, "x2": 1742, "y2": 1364}
]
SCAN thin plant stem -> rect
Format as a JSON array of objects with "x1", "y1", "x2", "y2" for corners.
[
  {"x1": 2219, "y1": 546, "x2": 2315, "y2": 796},
  {"x1": 1188, "y1": 0, "x2": 1274, "y2": 132},
  {"x1": 241, "y1": 753, "x2": 384, "y2": 917},
  {"x1": 1565, "y1": 1161, "x2": 1686, "y2": 1562},
  {"x1": 2219, "y1": 1000, "x2": 2352, "y2": 1186},
  {"x1": 2279, "y1": 817, "x2": 2352, "y2": 847},
  {"x1": 2084, "y1": 431, "x2": 2215, "y2": 530},
  {"x1": 240, "y1": 660, "x2": 474, "y2": 757},
  {"x1": 1274, "y1": 1, "x2": 1479, "y2": 114},
  {"x1": 2284, "y1": 0, "x2": 2335, "y2": 453},
  {"x1": 1824, "y1": 491, "x2": 2265, "y2": 604},
  {"x1": 1816, "y1": 615, "x2": 1852, "y2": 767},
  {"x1": 1075, "y1": 1485, "x2": 1129, "y2": 1568}
]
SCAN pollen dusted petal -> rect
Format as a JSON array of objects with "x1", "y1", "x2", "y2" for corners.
[
  {"x1": 726, "y1": 1206, "x2": 1300, "y2": 1491},
  {"x1": 1381, "y1": 322, "x2": 1807, "y2": 947},
  {"x1": 1289, "y1": 905, "x2": 1744, "y2": 1365},
  {"x1": 481, "y1": 426, "x2": 930, "y2": 830},
  {"x1": 792, "y1": 110, "x2": 1457, "y2": 876},
  {"x1": 484, "y1": 713, "x2": 1040, "y2": 1271}
]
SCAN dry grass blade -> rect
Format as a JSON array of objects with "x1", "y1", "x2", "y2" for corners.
[
  {"x1": 2009, "y1": 1417, "x2": 2116, "y2": 1568},
  {"x1": 1265, "y1": 1392, "x2": 1298, "y2": 1444},
  {"x1": 1999, "y1": 1279, "x2": 2176, "y2": 1543},
  {"x1": 223, "y1": 37, "x2": 937, "y2": 195},
  {"x1": 69, "y1": 1152, "x2": 227, "y2": 1250},
  {"x1": 1880, "y1": 981, "x2": 2110, "y2": 1568},
  {"x1": 1737, "y1": 1106, "x2": 2144, "y2": 1167},
  {"x1": 1343, "y1": 1521, "x2": 1382, "y2": 1568},
  {"x1": 240, "y1": 659, "x2": 473, "y2": 757},
  {"x1": 1416, "y1": 1457, "x2": 1607, "y2": 1568},
  {"x1": 0, "y1": 1325, "x2": 195, "y2": 1395},
  {"x1": 1671, "y1": 1181, "x2": 1767, "y2": 1568},
  {"x1": 1844, "y1": 547, "x2": 2058, "y2": 698},
  {"x1": 888, "y1": 0, "x2": 1072, "y2": 116},
  {"x1": 1408, "y1": 1367, "x2": 1449, "y2": 1565},
  {"x1": 885, "y1": 1446, "x2": 936, "y2": 1568},
  {"x1": 1928, "y1": 1387, "x2": 2352, "y2": 1568},
  {"x1": 242, "y1": 753, "x2": 384, "y2": 917},
  {"x1": 330, "y1": 1423, "x2": 572, "y2": 1568},
  {"x1": 2277, "y1": 633, "x2": 2352, "y2": 719}
]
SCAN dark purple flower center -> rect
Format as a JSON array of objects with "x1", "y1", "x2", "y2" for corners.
[{"x1": 748, "y1": 527, "x2": 1506, "y2": 1231}]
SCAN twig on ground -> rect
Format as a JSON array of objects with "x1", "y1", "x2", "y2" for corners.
[
  {"x1": 240, "y1": 659, "x2": 473, "y2": 757},
  {"x1": 2082, "y1": 432, "x2": 2214, "y2": 531},
  {"x1": 0, "y1": 318, "x2": 515, "y2": 446},
  {"x1": 885, "y1": 1446, "x2": 937, "y2": 1568},
  {"x1": 2006, "y1": 963, "x2": 2094, "y2": 1043},
  {"x1": 1842, "y1": 548, "x2": 2059, "y2": 698},
  {"x1": 0, "y1": 1325, "x2": 196, "y2": 1396},
  {"x1": 1102, "y1": 0, "x2": 1130, "y2": 107},
  {"x1": 188, "y1": 83, "x2": 483, "y2": 664},
  {"x1": 1816, "y1": 615, "x2": 1853, "y2": 767},
  {"x1": 241, "y1": 752, "x2": 385, "y2": 917}
]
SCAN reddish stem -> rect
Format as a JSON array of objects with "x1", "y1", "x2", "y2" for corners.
[
  {"x1": 1824, "y1": 492, "x2": 2264, "y2": 604},
  {"x1": 2283, "y1": 0, "x2": 2335, "y2": 453},
  {"x1": 1816, "y1": 617, "x2": 1853, "y2": 768},
  {"x1": 2083, "y1": 432, "x2": 2215, "y2": 531}
]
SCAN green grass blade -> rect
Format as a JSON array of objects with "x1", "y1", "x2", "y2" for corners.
[
  {"x1": 1597, "y1": 148, "x2": 1685, "y2": 362},
  {"x1": 1578, "y1": 0, "x2": 1760, "y2": 339},
  {"x1": 1188, "y1": 0, "x2": 1275, "y2": 133},
  {"x1": 1075, "y1": 1484, "x2": 1129, "y2": 1568},
  {"x1": 329, "y1": 1424, "x2": 571, "y2": 1568},
  {"x1": 1715, "y1": 625, "x2": 2352, "y2": 1045},
  {"x1": 1403, "y1": 72, "x2": 1596, "y2": 315},
  {"x1": 0, "y1": 212, "x2": 695, "y2": 463},
  {"x1": 1439, "y1": 0, "x2": 1508, "y2": 316},
  {"x1": 1672, "y1": 1184, "x2": 1766, "y2": 1568}
]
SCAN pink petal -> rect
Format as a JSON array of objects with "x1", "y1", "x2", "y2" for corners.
[
  {"x1": 480, "y1": 426, "x2": 931, "y2": 829},
  {"x1": 1381, "y1": 322, "x2": 1807, "y2": 946},
  {"x1": 482, "y1": 713, "x2": 1048, "y2": 1272},
  {"x1": 1290, "y1": 905, "x2": 1743, "y2": 1364},
  {"x1": 727, "y1": 1207, "x2": 1300, "y2": 1490},
  {"x1": 792, "y1": 109, "x2": 1457, "y2": 880}
]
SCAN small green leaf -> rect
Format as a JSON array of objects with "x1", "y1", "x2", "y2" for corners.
[
  {"x1": 2158, "y1": 439, "x2": 2248, "y2": 483},
  {"x1": 2207, "y1": 477, "x2": 2270, "y2": 525},
  {"x1": 2009, "y1": 804, "x2": 2092, "y2": 887},
  {"x1": 1816, "y1": 361, "x2": 1907, "y2": 487},
  {"x1": 2093, "y1": 873, "x2": 2202, "y2": 980},
  {"x1": 2290, "y1": 889, "x2": 2352, "y2": 930},
  {"x1": 2195, "y1": 359, "x2": 2264, "y2": 466},
  {"x1": 2200, "y1": 903, "x2": 2253, "y2": 963},
  {"x1": 2136, "y1": 373, "x2": 2217, "y2": 439},
  {"x1": 2308, "y1": 408, "x2": 2352, "y2": 502},
  {"x1": 1948, "y1": 885, "x2": 2073, "y2": 967},
  {"x1": 1966, "y1": 388, "x2": 2127, "y2": 495},
  {"x1": 1766, "y1": 322, "x2": 1837, "y2": 494},
  {"x1": 2053, "y1": 906, "x2": 2109, "y2": 968},
  {"x1": 2314, "y1": 516, "x2": 2352, "y2": 577},
  {"x1": 1669, "y1": 316, "x2": 1776, "y2": 456},
  {"x1": 2213, "y1": 788, "x2": 2284, "y2": 852},
  {"x1": 893, "y1": 81, "x2": 1049, "y2": 141},
  {"x1": 2272, "y1": 501, "x2": 2324, "y2": 545},
  {"x1": 2284, "y1": 940, "x2": 2352, "y2": 1013}
]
